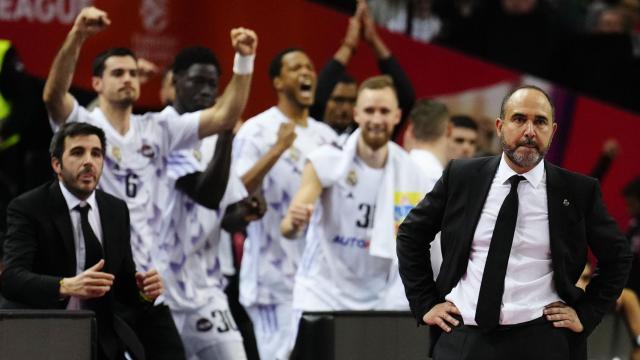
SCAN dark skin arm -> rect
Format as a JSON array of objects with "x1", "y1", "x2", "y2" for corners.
[
  {"x1": 175, "y1": 130, "x2": 233, "y2": 209},
  {"x1": 220, "y1": 194, "x2": 266, "y2": 233}
]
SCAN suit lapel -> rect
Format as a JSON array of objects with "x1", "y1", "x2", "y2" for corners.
[
  {"x1": 545, "y1": 161, "x2": 578, "y2": 263},
  {"x1": 48, "y1": 182, "x2": 77, "y2": 274},
  {"x1": 95, "y1": 191, "x2": 117, "y2": 274},
  {"x1": 461, "y1": 156, "x2": 500, "y2": 255}
]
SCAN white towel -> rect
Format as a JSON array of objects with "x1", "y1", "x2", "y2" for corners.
[{"x1": 315, "y1": 129, "x2": 428, "y2": 260}]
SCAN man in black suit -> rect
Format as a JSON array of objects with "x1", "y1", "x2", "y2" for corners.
[
  {"x1": 1, "y1": 122, "x2": 162, "y2": 360},
  {"x1": 397, "y1": 85, "x2": 632, "y2": 359}
]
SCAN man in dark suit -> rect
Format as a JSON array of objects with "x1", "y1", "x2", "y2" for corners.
[
  {"x1": 397, "y1": 85, "x2": 632, "y2": 359},
  {"x1": 1, "y1": 122, "x2": 162, "y2": 360}
]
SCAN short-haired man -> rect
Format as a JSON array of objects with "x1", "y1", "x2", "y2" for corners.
[
  {"x1": 232, "y1": 48, "x2": 336, "y2": 359},
  {"x1": 43, "y1": 7, "x2": 257, "y2": 359},
  {"x1": 281, "y1": 76, "x2": 429, "y2": 354},
  {"x1": 448, "y1": 115, "x2": 478, "y2": 160},
  {"x1": 1, "y1": 122, "x2": 152, "y2": 360},
  {"x1": 397, "y1": 85, "x2": 632, "y2": 359},
  {"x1": 157, "y1": 45, "x2": 264, "y2": 360}
]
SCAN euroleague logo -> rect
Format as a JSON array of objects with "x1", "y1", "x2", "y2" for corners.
[
  {"x1": 139, "y1": 0, "x2": 168, "y2": 33},
  {"x1": 196, "y1": 318, "x2": 213, "y2": 332}
]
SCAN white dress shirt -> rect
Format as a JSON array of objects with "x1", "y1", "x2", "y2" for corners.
[
  {"x1": 445, "y1": 154, "x2": 561, "y2": 325},
  {"x1": 59, "y1": 182, "x2": 103, "y2": 310}
]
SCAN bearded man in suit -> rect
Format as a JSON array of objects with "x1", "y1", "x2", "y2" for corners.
[
  {"x1": 397, "y1": 85, "x2": 632, "y2": 360},
  {"x1": 1, "y1": 122, "x2": 162, "y2": 360}
]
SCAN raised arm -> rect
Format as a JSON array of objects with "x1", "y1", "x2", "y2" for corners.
[
  {"x1": 198, "y1": 28, "x2": 257, "y2": 138},
  {"x1": 43, "y1": 7, "x2": 110, "y2": 123},
  {"x1": 240, "y1": 122, "x2": 296, "y2": 194},
  {"x1": 310, "y1": 5, "x2": 362, "y2": 121},
  {"x1": 281, "y1": 162, "x2": 323, "y2": 239}
]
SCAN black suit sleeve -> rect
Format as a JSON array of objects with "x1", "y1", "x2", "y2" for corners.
[
  {"x1": 1, "y1": 198, "x2": 63, "y2": 307},
  {"x1": 112, "y1": 199, "x2": 146, "y2": 310},
  {"x1": 397, "y1": 161, "x2": 449, "y2": 324},
  {"x1": 574, "y1": 181, "x2": 632, "y2": 336},
  {"x1": 310, "y1": 59, "x2": 347, "y2": 122}
]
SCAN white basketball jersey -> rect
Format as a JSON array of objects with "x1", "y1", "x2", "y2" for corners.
[
  {"x1": 157, "y1": 106, "x2": 248, "y2": 311},
  {"x1": 294, "y1": 149, "x2": 397, "y2": 311},
  {"x1": 232, "y1": 106, "x2": 337, "y2": 305}
]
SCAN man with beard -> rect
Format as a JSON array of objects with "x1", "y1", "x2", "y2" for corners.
[
  {"x1": 157, "y1": 46, "x2": 265, "y2": 360},
  {"x1": 397, "y1": 85, "x2": 631, "y2": 359},
  {"x1": 1, "y1": 122, "x2": 149, "y2": 360},
  {"x1": 280, "y1": 76, "x2": 429, "y2": 351},
  {"x1": 232, "y1": 48, "x2": 336, "y2": 360},
  {"x1": 43, "y1": 7, "x2": 258, "y2": 359}
]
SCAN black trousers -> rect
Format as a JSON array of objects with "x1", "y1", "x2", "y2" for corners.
[
  {"x1": 134, "y1": 303, "x2": 186, "y2": 360},
  {"x1": 433, "y1": 317, "x2": 586, "y2": 360}
]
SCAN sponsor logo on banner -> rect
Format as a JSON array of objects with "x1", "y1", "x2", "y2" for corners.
[
  {"x1": 0, "y1": 0, "x2": 93, "y2": 23},
  {"x1": 393, "y1": 191, "x2": 422, "y2": 228},
  {"x1": 132, "y1": 0, "x2": 176, "y2": 66}
]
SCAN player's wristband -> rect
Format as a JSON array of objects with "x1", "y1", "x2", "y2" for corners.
[{"x1": 233, "y1": 53, "x2": 255, "y2": 75}]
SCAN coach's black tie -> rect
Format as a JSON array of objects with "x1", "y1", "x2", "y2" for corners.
[
  {"x1": 475, "y1": 175, "x2": 525, "y2": 330},
  {"x1": 75, "y1": 204, "x2": 103, "y2": 269}
]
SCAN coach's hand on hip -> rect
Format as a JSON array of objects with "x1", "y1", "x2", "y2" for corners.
[
  {"x1": 543, "y1": 301, "x2": 584, "y2": 332},
  {"x1": 423, "y1": 301, "x2": 461, "y2": 333}
]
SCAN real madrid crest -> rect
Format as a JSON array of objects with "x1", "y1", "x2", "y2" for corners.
[
  {"x1": 111, "y1": 146, "x2": 122, "y2": 162},
  {"x1": 193, "y1": 149, "x2": 202, "y2": 162},
  {"x1": 289, "y1": 147, "x2": 300, "y2": 162},
  {"x1": 346, "y1": 170, "x2": 358, "y2": 186}
]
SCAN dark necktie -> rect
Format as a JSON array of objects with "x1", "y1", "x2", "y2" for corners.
[
  {"x1": 475, "y1": 175, "x2": 525, "y2": 329},
  {"x1": 75, "y1": 204, "x2": 103, "y2": 270}
]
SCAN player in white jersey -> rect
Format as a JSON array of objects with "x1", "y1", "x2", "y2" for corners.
[
  {"x1": 157, "y1": 46, "x2": 267, "y2": 360},
  {"x1": 402, "y1": 99, "x2": 452, "y2": 278},
  {"x1": 43, "y1": 7, "x2": 258, "y2": 360},
  {"x1": 281, "y1": 75, "x2": 429, "y2": 353},
  {"x1": 233, "y1": 48, "x2": 336, "y2": 360}
]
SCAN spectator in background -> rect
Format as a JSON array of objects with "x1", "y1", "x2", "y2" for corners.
[
  {"x1": 368, "y1": 0, "x2": 442, "y2": 42},
  {"x1": 232, "y1": 48, "x2": 336, "y2": 360},
  {"x1": 447, "y1": 115, "x2": 478, "y2": 160},
  {"x1": 310, "y1": 0, "x2": 416, "y2": 143}
]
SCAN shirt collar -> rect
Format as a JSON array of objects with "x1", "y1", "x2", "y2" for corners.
[
  {"x1": 59, "y1": 181, "x2": 98, "y2": 213},
  {"x1": 496, "y1": 153, "x2": 545, "y2": 189}
]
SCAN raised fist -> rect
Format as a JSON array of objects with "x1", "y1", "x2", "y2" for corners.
[
  {"x1": 72, "y1": 7, "x2": 111, "y2": 39},
  {"x1": 230, "y1": 27, "x2": 258, "y2": 56}
]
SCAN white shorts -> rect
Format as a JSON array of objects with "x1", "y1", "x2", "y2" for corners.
[
  {"x1": 171, "y1": 298, "x2": 245, "y2": 360},
  {"x1": 245, "y1": 302, "x2": 294, "y2": 360}
]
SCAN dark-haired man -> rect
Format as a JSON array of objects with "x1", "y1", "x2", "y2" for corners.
[
  {"x1": 448, "y1": 115, "x2": 478, "y2": 160},
  {"x1": 43, "y1": 7, "x2": 258, "y2": 359},
  {"x1": 397, "y1": 85, "x2": 631, "y2": 359},
  {"x1": 232, "y1": 48, "x2": 336, "y2": 360},
  {"x1": 1, "y1": 122, "x2": 150, "y2": 360},
  {"x1": 158, "y1": 46, "x2": 264, "y2": 360}
]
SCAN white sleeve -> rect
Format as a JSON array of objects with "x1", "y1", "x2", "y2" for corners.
[{"x1": 164, "y1": 110, "x2": 201, "y2": 153}]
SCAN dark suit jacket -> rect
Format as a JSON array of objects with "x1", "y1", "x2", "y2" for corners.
[
  {"x1": 397, "y1": 156, "x2": 632, "y2": 355},
  {"x1": 0, "y1": 181, "x2": 146, "y2": 360}
]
